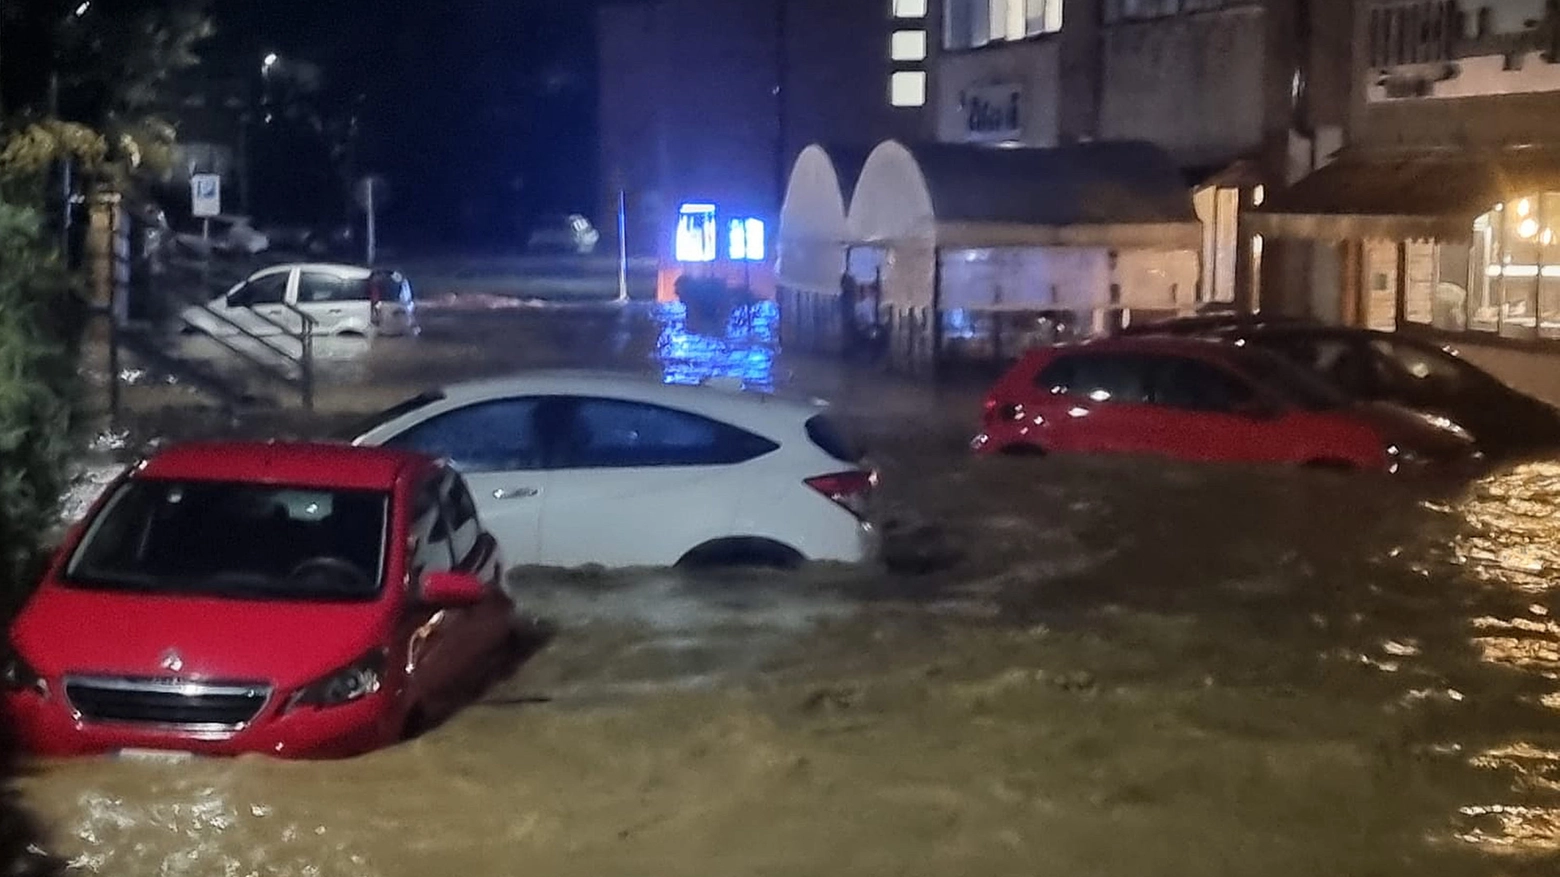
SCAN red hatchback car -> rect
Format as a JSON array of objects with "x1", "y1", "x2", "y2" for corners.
[
  {"x1": 972, "y1": 337, "x2": 1478, "y2": 471},
  {"x1": 3, "y1": 442, "x2": 518, "y2": 759}
]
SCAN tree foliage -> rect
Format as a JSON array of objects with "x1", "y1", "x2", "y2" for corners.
[
  {"x1": 0, "y1": 199, "x2": 77, "y2": 877},
  {"x1": 0, "y1": 0, "x2": 210, "y2": 199},
  {"x1": 0, "y1": 200, "x2": 80, "y2": 604}
]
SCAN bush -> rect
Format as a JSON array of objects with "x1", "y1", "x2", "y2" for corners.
[{"x1": 0, "y1": 201, "x2": 82, "y2": 613}]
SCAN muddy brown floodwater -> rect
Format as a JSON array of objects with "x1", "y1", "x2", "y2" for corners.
[{"x1": 29, "y1": 302, "x2": 1560, "y2": 875}]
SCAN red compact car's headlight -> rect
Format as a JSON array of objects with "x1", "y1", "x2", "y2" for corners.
[{"x1": 286, "y1": 649, "x2": 386, "y2": 711}]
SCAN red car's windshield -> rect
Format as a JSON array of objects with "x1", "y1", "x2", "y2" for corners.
[{"x1": 65, "y1": 479, "x2": 390, "y2": 602}]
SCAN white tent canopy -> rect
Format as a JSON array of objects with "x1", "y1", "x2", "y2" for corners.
[{"x1": 776, "y1": 145, "x2": 861, "y2": 296}]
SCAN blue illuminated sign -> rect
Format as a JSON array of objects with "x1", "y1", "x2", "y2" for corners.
[
  {"x1": 727, "y1": 217, "x2": 766, "y2": 262},
  {"x1": 676, "y1": 203, "x2": 717, "y2": 263}
]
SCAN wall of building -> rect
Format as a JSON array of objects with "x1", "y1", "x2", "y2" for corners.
[
  {"x1": 597, "y1": 0, "x2": 780, "y2": 259},
  {"x1": 785, "y1": 0, "x2": 930, "y2": 158},
  {"x1": 933, "y1": 39, "x2": 1064, "y2": 146},
  {"x1": 1096, "y1": 5, "x2": 1270, "y2": 168},
  {"x1": 599, "y1": 0, "x2": 929, "y2": 259},
  {"x1": 1351, "y1": 1, "x2": 1560, "y2": 150}
]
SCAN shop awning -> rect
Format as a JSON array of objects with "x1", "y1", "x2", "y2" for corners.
[
  {"x1": 1247, "y1": 148, "x2": 1560, "y2": 241},
  {"x1": 913, "y1": 139, "x2": 1197, "y2": 228},
  {"x1": 848, "y1": 139, "x2": 1201, "y2": 249}
]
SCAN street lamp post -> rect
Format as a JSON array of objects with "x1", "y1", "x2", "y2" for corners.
[{"x1": 51, "y1": 1, "x2": 93, "y2": 260}]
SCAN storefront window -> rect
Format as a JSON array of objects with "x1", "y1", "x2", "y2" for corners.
[
  {"x1": 1401, "y1": 241, "x2": 1435, "y2": 326},
  {"x1": 1541, "y1": 193, "x2": 1560, "y2": 339},
  {"x1": 1468, "y1": 211, "x2": 1498, "y2": 332},
  {"x1": 1499, "y1": 196, "x2": 1541, "y2": 338},
  {"x1": 1363, "y1": 240, "x2": 1398, "y2": 331},
  {"x1": 1465, "y1": 193, "x2": 1560, "y2": 339},
  {"x1": 1433, "y1": 241, "x2": 1468, "y2": 331}
]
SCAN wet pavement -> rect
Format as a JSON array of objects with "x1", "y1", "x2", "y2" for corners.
[{"x1": 28, "y1": 300, "x2": 1560, "y2": 875}]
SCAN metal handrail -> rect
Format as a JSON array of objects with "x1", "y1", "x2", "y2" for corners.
[{"x1": 182, "y1": 298, "x2": 317, "y2": 411}]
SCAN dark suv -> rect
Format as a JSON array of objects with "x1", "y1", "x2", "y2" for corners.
[{"x1": 1120, "y1": 317, "x2": 1560, "y2": 459}]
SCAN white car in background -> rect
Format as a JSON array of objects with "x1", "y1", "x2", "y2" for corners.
[
  {"x1": 180, "y1": 263, "x2": 419, "y2": 339},
  {"x1": 174, "y1": 214, "x2": 271, "y2": 257},
  {"x1": 347, "y1": 372, "x2": 879, "y2": 569},
  {"x1": 526, "y1": 213, "x2": 601, "y2": 255}
]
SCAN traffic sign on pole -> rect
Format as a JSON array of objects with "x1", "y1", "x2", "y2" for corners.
[{"x1": 190, "y1": 174, "x2": 221, "y2": 218}]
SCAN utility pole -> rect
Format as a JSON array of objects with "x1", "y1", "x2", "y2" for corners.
[
  {"x1": 49, "y1": 3, "x2": 93, "y2": 261},
  {"x1": 617, "y1": 188, "x2": 629, "y2": 302},
  {"x1": 774, "y1": 0, "x2": 788, "y2": 219}
]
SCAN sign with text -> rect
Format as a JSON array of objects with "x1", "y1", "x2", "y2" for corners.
[
  {"x1": 959, "y1": 83, "x2": 1022, "y2": 143},
  {"x1": 190, "y1": 174, "x2": 221, "y2": 218}
]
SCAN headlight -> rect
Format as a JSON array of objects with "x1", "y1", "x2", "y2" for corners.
[
  {"x1": 286, "y1": 649, "x2": 385, "y2": 711},
  {"x1": 1386, "y1": 443, "x2": 1426, "y2": 475},
  {"x1": 2, "y1": 651, "x2": 47, "y2": 697}
]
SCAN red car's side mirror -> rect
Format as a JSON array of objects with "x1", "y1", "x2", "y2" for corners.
[{"x1": 419, "y1": 571, "x2": 488, "y2": 607}]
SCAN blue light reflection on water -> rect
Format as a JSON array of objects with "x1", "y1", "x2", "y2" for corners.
[{"x1": 652, "y1": 301, "x2": 780, "y2": 392}]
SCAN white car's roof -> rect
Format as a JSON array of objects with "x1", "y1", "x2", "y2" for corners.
[
  {"x1": 246, "y1": 262, "x2": 376, "y2": 280},
  {"x1": 435, "y1": 370, "x2": 827, "y2": 433}
]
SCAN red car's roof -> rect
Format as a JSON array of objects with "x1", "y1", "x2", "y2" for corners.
[{"x1": 137, "y1": 441, "x2": 427, "y2": 491}]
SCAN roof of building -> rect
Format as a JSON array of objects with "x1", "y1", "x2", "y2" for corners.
[
  {"x1": 1250, "y1": 147, "x2": 1560, "y2": 240},
  {"x1": 889, "y1": 139, "x2": 1199, "y2": 227}
]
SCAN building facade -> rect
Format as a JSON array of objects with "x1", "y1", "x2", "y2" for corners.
[
  {"x1": 924, "y1": 1, "x2": 1357, "y2": 312},
  {"x1": 596, "y1": 0, "x2": 930, "y2": 262},
  {"x1": 1251, "y1": 0, "x2": 1560, "y2": 397}
]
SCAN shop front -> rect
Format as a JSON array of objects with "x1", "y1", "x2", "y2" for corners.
[
  {"x1": 774, "y1": 145, "x2": 868, "y2": 357},
  {"x1": 1248, "y1": 149, "x2": 1560, "y2": 336},
  {"x1": 1247, "y1": 148, "x2": 1560, "y2": 401},
  {"x1": 777, "y1": 138, "x2": 1203, "y2": 375}
]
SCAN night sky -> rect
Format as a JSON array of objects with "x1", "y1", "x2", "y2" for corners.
[{"x1": 207, "y1": 0, "x2": 600, "y2": 249}]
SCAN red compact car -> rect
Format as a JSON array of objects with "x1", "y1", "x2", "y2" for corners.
[
  {"x1": 971, "y1": 337, "x2": 1479, "y2": 472},
  {"x1": 3, "y1": 442, "x2": 518, "y2": 759}
]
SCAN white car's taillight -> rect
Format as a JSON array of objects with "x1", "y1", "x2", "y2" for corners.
[{"x1": 805, "y1": 470, "x2": 877, "y2": 521}]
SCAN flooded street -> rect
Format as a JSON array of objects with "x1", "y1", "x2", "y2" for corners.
[{"x1": 30, "y1": 300, "x2": 1560, "y2": 875}]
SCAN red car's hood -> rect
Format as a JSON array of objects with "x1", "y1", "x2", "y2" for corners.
[{"x1": 11, "y1": 585, "x2": 389, "y2": 687}]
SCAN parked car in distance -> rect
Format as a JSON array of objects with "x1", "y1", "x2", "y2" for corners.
[
  {"x1": 348, "y1": 371, "x2": 878, "y2": 569},
  {"x1": 3, "y1": 442, "x2": 517, "y2": 759},
  {"x1": 1122, "y1": 317, "x2": 1560, "y2": 459},
  {"x1": 526, "y1": 213, "x2": 600, "y2": 255},
  {"x1": 173, "y1": 214, "x2": 271, "y2": 257},
  {"x1": 264, "y1": 222, "x2": 357, "y2": 259},
  {"x1": 180, "y1": 263, "x2": 419, "y2": 339},
  {"x1": 973, "y1": 336, "x2": 1479, "y2": 473}
]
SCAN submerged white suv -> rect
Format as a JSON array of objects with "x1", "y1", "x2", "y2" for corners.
[{"x1": 348, "y1": 371, "x2": 879, "y2": 569}]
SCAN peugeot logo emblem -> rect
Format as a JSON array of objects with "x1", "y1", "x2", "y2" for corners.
[{"x1": 159, "y1": 650, "x2": 184, "y2": 673}]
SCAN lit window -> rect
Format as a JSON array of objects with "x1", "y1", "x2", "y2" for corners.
[
  {"x1": 944, "y1": 0, "x2": 1062, "y2": 51},
  {"x1": 728, "y1": 218, "x2": 766, "y2": 262},
  {"x1": 890, "y1": 71, "x2": 927, "y2": 107},
  {"x1": 893, "y1": 0, "x2": 927, "y2": 17},
  {"x1": 891, "y1": 30, "x2": 927, "y2": 61},
  {"x1": 675, "y1": 203, "x2": 717, "y2": 263},
  {"x1": 744, "y1": 219, "x2": 765, "y2": 261}
]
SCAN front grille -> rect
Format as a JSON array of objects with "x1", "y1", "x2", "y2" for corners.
[{"x1": 64, "y1": 676, "x2": 271, "y2": 731}]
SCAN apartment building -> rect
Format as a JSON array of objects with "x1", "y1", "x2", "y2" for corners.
[{"x1": 596, "y1": 0, "x2": 929, "y2": 262}]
